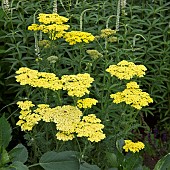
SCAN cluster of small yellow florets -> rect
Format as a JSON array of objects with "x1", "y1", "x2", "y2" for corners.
[
  {"x1": 16, "y1": 101, "x2": 105, "y2": 142},
  {"x1": 107, "y1": 60, "x2": 153, "y2": 109},
  {"x1": 28, "y1": 13, "x2": 95, "y2": 44},
  {"x1": 123, "y1": 140, "x2": 145, "y2": 153},
  {"x1": 15, "y1": 67, "x2": 62, "y2": 91},
  {"x1": 106, "y1": 60, "x2": 147, "y2": 80},
  {"x1": 75, "y1": 114, "x2": 106, "y2": 142},
  {"x1": 61, "y1": 74, "x2": 94, "y2": 97},
  {"x1": 110, "y1": 82, "x2": 153, "y2": 110},
  {"x1": 28, "y1": 13, "x2": 70, "y2": 40},
  {"x1": 63, "y1": 31, "x2": 95, "y2": 45},
  {"x1": 15, "y1": 67, "x2": 94, "y2": 97},
  {"x1": 16, "y1": 101, "x2": 41, "y2": 131},
  {"x1": 77, "y1": 98, "x2": 98, "y2": 109}
]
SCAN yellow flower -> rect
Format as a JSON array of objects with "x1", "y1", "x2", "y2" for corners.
[
  {"x1": 63, "y1": 31, "x2": 95, "y2": 45},
  {"x1": 17, "y1": 101, "x2": 35, "y2": 110},
  {"x1": 77, "y1": 98, "x2": 98, "y2": 109},
  {"x1": 15, "y1": 67, "x2": 63, "y2": 91},
  {"x1": 28, "y1": 13, "x2": 70, "y2": 40},
  {"x1": 75, "y1": 114, "x2": 105, "y2": 142},
  {"x1": 123, "y1": 140, "x2": 145, "y2": 153},
  {"x1": 110, "y1": 82, "x2": 153, "y2": 110},
  {"x1": 56, "y1": 131, "x2": 75, "y2": 141},
  {"x1": 61, "y1": 73, "x2": 94, "y2": 97},
  {"x1": 106, "y1": 60, "x2": 147, "y2": 80},
  {"x1": 38, "y1": 13, "x2": 69, "y2": 25},
  {"x1": 16, "y1": 101, "x2": 41, "y2": 131}
]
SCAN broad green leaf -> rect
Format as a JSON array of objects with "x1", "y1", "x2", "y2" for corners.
[
  {"x1": 9, "y1": 161, "x2": 29, "y2": 170},
  {"x1": 39, "y1": 151, "x2": 79, "y2": 170},
  {"x1": 9, "y1": 144, "x2": 28, "y2": 163},
  {"x1": 0, "y1": 116, "x2": 12, "y2": 149},
  {"x1": 80, "y1": 162, "x2": 100, "y2": 170},
  {"x1": 106, "y1": 152, "x2": 118, "y2": 167},
  {"x1": 154, "y1": 153, "x2": 170, "y2": 170}
]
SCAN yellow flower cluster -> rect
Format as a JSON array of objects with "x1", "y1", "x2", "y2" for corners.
[
  {"x1": 37, "y1": 13, "x2": 69, "y2": 25},
  {"x1": 86, "y1": 50, "x2": 103, "y2": 60},
  {"x1": 16, "y1": 101, "x2": 105, "y2": 142},
  {"x1": 110, "y1": 82, "x2": 153, "y2": 109},
  {"x1": 28, "y1": 13, "x2": 95, "y2": 43},
  {"x1": 28, "y1": 13, "x2": 70, "y2": 40},
  {"x1": 123, "y1": 140, "x2": 145, "y2": 153},
  {"x1": 63, "y1": 31, "x2": 95, "y2": 45},
  {"x1": 15, "y1": 67, "x2": 63, "y2": 91},
  {"x1": 75, "y1": 114, "x2": 106, "y2": 142},
  {"x1": 61, "y1": 74, "x2": 94, "y2": 97},
  {"x1": 16, "y1": 101, "x2": 41, "y2": 131},
  {"x1": 15, "y1": 67, "x2": 94, "y2": 97},
  {"x1": 106, "y1": 60, "x2": 147, "y2": 80},
  {"x1": 77, "y1": 98, "x2": 98, "y2": 109}
]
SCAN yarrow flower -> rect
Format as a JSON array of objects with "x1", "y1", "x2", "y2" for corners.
[
  {"x1": 15, "y1": 67, "x2": 63, "y2": 91},
  {"x1": 37, "y1": 13, "x2": 69, "y2": 25},
  {"x1": 86, "y1": 50, "x2": 103, "y2": 60},
  {"x1": 16, "y1": 68, "x2": 94, "y2": 98},
  {"x1": 123, "y1": 140, "x2": 145, "y2": 153},
  {"x1": 110, "y1": 82, "x2": 153, "y2": 109},
  {"x1": 61, "y1": 73, "x2": 94, "y2": 97},
  {"x1": 77, "y1": 98, "x2": 98, "y2": 109},
  {"x1": 16, "y1": 101, "x2": 41, "y2": 131},
  {"x1": 106, "y1": 60, "x2": 147, "y2": 80},
  {"x1": 63, "y1": 31, "x2": 95, "y2": 45},
  {"x1": 16, "y1": 101, "x2": 105, "y2": 142},
  {"x1": 75, "y1": 114, "x2": 106, "y2": 142},
  {"x1": 28, "y1": 13, "x2": 70, "y2": 40}
]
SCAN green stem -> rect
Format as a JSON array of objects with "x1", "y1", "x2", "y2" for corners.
[{"x1": 28, "y1": 163, "x2": 40, "y2": 168}]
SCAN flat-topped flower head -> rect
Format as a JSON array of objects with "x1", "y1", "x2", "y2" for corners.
[
  {"x1": 75, "y1": 114, "x2": 105, "y2": 142},
  {"x1": 110, "y1": 81, "x2": 153, "y2": 110},
  {"x1": 38, "y1": 13, "x2": 69, "y2": 25},
  {"x1": 15, "y1": 67, "x2": 63, "y2": 91},
  {"x1": 106, "y1": 60, "x2": 147, "y2": 80},
  {"x1": 61, "y1": 73, "x2": 94, "y2": 97},
  {"x1": 123, "y1": 140, "x2": 145, "y2": 153},
  {"x1": 77, "y1": 98, "x2": 98, "y2": 109},
  {"x1": 63, "y1": 31, "x2": 95, "y2": 45}
]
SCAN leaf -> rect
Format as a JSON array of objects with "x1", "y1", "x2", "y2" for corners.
[
  {"x1": 80, "y1": 162, "x2": 100, "y2": 170},
  {"x1": 39, "y1": 151, "x2": 79, "y2": 170},
  {"x1": 0, "y1": 148, "x2": 10, "y2": 166},
  {"x1": 0, "y1": 116, "x2": 12, "y2": 149},
  {"x1": 154, "y1": 153, "x2": 170, "y2": 170},
  {"x1": 9, "y1": 144, "x2": 28, "y2": 163},
  {"x1": 116, "y1": 138, "x2": 124, "y2": 153},
  {"x1": 106, "y1": 152, "x2": 118, "y2": 168},
  {"x1": 9, "y1": 161, "x2": 29, "y2": 170}
]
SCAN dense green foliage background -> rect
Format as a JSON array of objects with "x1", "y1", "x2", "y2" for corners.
[{"x1": 0, "y1": 0, "x2": 169, "y2": 169}]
